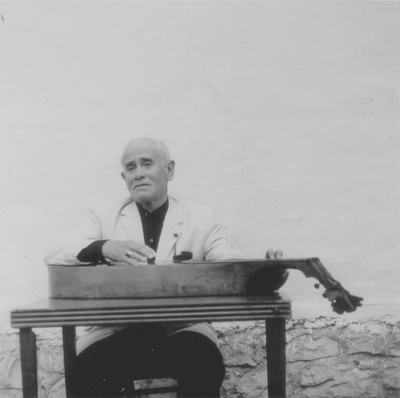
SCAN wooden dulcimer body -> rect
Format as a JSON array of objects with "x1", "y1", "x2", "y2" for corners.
[{"x1": 48, "y1": 258, "x2": 362, "y2": 314}]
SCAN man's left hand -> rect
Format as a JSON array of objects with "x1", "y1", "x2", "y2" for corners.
[
  {"x1": 266, "y1": 248, "x2": 289, "y2": 290},
  {"x1": 266, "y1": 249, "x2": 283, "y2": 259}
]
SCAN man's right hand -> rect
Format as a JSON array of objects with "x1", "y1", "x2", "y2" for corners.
[{"x1": 102, "y1": 240, "x2": 156, "y2": 266}]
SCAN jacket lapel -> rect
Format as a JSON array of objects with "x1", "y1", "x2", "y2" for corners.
[
  {"x1": 119, "y1": 197, "x2": 183, "y2": 261},
  {"x1": 119, "y1": 201, "x2": 145, "y2": 244},
  {"x1": 156, "y1": 198, "x2": 184, "y2": 261}
]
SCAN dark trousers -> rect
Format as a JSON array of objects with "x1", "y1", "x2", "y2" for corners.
[{"x1": 73, "y1": 324, "x2": 225, "y2": 398}]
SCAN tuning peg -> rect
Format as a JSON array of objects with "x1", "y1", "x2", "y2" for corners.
[{"x1": 314, "y1": 283, "x2": 320, "y2": 289}]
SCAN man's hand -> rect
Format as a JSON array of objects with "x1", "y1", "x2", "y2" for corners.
[
  {"x1": 266, "y1": 249, "x2": 283, "y2": 259},
  {"x1": 266, "y1": 248, "x2": 289, "y2": 290},
  {"x1": 102, "y1": 240, "x2": 156, "y2": 266}
]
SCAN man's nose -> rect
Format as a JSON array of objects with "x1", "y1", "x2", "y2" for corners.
[{"x1": 134, "y1": 166, "x2": 145, "y2": 179}]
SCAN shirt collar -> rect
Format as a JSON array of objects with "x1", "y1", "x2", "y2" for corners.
[{"x1": 136, "y1": 198, "x2": 169, "y2": 220}]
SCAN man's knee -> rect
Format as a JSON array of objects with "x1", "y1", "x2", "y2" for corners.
[{"x1": 171, "y1": 331, "x2": 225, "y2": 381}]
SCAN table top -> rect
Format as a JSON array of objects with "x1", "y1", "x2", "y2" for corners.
[{"x1": 11, "y1": 293, "x2": 291, "y2": 328}]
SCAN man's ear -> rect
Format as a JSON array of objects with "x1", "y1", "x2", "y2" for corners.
[
  {"x1": 166, "y1": 160, "x2": 175, "y2": 181},
  {"x1": 121, "y1": 171, "x2": 126, "y2": 181}
]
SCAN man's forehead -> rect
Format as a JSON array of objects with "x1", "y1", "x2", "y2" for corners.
[
  {"x1": 122, "y1": 151, "x2": 157, "y2": 162},
  {"x1": 121, "y1": 138, "x2": 168, "y2": 166},
  {"x1": 121, "y1": 145, "x2": 161, "y2": 164}
]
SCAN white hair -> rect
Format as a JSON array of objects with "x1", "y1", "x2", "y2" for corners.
[{"x1": 121, "y1": 138, "x2": 171, "y2": 166}]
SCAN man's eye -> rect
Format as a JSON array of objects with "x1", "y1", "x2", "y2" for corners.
[{"x1": 144, "y1": 162, "x2": 152, "y2": 167}]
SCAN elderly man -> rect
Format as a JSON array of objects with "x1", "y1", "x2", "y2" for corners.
[{"x1": 45, "y1": 138, "x2": 285, "y2": 398}]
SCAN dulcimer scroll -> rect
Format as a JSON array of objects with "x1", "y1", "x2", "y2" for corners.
[
  {"x1": 48, "y1": 258, "x2": 363, "y2": 315},
  {"x1": 239, "y1": 257, "x2": 363, "y2": 314}
]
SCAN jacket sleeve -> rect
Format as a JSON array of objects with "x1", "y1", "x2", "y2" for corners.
[
  {"x1": 44, "y1": 206, "x2": 104, "y2": 266},
  {"x1": 203, "y1": 209, "x2": 244, "y2": 261}
]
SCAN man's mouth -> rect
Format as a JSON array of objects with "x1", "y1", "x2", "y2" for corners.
[{"x1": 134, "y1": 184, "x2": 150, "y2": 189}]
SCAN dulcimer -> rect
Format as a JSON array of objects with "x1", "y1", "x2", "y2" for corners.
[
  {"x1": 48, "y1": 256, "x2": 363, "y2": 315},
  {"x1": 169, "y1": 255, "x2": 363, "y2": 314}
]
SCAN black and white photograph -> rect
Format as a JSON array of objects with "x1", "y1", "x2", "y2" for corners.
[{"x1": 0, "y1": 2, "x2": 399, "y2": 397}]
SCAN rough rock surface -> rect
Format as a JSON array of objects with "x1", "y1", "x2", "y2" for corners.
[{"x1": 1, "y1": 318, "x2": 399, "y2": 398}]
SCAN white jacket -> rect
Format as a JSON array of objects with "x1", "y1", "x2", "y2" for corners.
[{"x1": 44, "y1": 196, "x2": 243, "y2": 353}]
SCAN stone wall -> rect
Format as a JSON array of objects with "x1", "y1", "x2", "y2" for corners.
[
  {"x1": 1, "y1": 318, "x2": 399, "y2": 398},
  {"x1": 220, "y1": 318, "x2": 400, "y2": 398}
]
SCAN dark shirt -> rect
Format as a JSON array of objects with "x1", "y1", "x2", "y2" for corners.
[
  {"x1": 136, "y1": 198, "x2": 169, "y2": 252},
  {"x1": 77, "y1": 199, "x2": 169, "y2": 264}
]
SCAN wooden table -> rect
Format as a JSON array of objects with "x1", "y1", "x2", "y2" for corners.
[{"x1": 11, "y1": 293, "x2": 291, "y2": 398}]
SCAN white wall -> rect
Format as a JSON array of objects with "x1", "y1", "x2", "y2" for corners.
[{"x1": 1, "y1": 1, "x2": 399, "y2": 325}]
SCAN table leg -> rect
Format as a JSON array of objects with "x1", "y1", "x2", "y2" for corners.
[
  {"x1": 265, "y1": 319, "x2": 286, "y2": 398},
  {"x1": 62, "y1": 326, "x2": 76, "y2": 398},
  {"x1": 19, "y1": 328, "x2": 38, "y2": 398}
]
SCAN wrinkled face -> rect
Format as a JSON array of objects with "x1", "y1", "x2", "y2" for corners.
[{"x1": 121, "y1": 140, "x2": 175, "y2": 211}]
